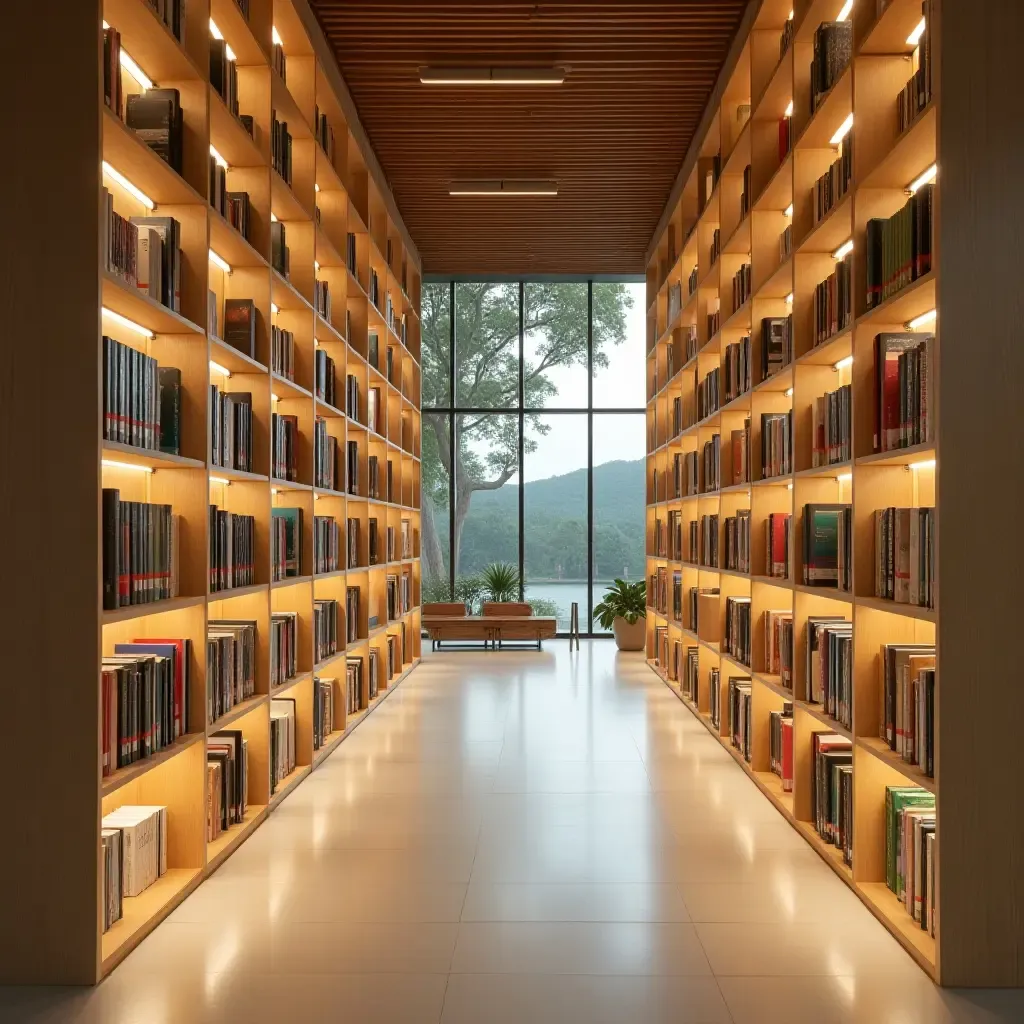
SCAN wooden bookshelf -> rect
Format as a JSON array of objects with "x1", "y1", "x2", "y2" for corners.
[
  {"x1": 2, "y1": 0, "x2": 422, "y2": 985},
  {"x1": 644, "y1": 0, "x2": 1024, "y2": 988}
]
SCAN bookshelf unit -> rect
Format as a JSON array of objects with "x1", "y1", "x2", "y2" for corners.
[
  {"x1": 3, "y1": 0, "x2": 421, "y2": 984},
  {"x1": 645, "y1": 0, "x2": 1024, "y2": 988}
]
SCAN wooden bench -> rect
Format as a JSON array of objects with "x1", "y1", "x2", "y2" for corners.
[{"x1": 422, "y1": 602, "x2": 557, "y2": 651}]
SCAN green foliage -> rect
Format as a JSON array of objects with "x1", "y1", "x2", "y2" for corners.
[
  {"x1": 454, "y1": 573, "x2": 484, "y2": 609},
  {"x1": 527, "y1": 597, "x2": 559, "y2": 617},
  {"x1": 593, "y1": 579, "x2": 648, "y2": 629},
  {"x1": 479, "y1": 562, "x2": 520, "y2": 602}
]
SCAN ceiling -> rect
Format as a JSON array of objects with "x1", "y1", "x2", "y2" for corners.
[{"x1": 309, "y1": 1, "x2": 749, "y2": 277}]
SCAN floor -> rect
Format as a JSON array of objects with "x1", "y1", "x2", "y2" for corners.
[{"x1": 3, "y1": 641, "x2": 1023, "y2": 1023}]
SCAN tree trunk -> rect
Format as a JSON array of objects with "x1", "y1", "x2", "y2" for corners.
[
  {"x1": 421, "y1": 495, "x2": 447, "y2": 586},
  {"x1": 452, "y1": 479, "x2": 473, "y2": 576}
]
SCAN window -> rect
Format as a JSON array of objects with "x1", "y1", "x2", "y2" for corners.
[{"x1": 422, "y1": 279, "x2": 645, "y2": 635}]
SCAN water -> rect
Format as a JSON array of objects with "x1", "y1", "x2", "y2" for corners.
[{"x1": 524, "y1": 580, "x2": 619, "y2": 632}]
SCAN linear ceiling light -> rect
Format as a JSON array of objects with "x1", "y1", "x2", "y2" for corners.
[
  {"x1": 830, "y1": 113, "x2": 854, "y2": 145},
  {"x1": 907, "y1": 18, "x2": 926, "y2": 46},
  {"x1": 421, "y1": 66, "x2": 565, "y2": 85},
  {"x1": 907, "y1": 163, "x2": 937, "y2": 194},
  {"x1": 102, "y1": 162, "x2": 154, "y2": 209},
  {"x1": 450, "y1": 179, "x2": 558, "y2": 196},
  {"x1": 837, "y1": 0, "x2": 854, "y2": 21}
]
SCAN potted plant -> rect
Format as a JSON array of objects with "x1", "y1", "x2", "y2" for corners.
[
  {"x1": 594, "y1": 579, "x2": 647, "y2": 651},
  {"x1": 480, "y1": 562, "x2": 520, "y2": 604}
]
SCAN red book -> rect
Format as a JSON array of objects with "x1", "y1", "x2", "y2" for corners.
[
  {"x1": 133, "y1": 637, "x2": 188, "y2": 739},
  {"x1": 781, "y1": 718, "x2": 794, "y2": 792}
]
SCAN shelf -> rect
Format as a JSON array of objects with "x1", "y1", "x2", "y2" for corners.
[
  {"x1": 209, "y1": 88, "x2": 265, "y2": 169},
  {"x1": 271, "y1": 671, "x2": 312, "y2": 695},
  {"x1": 207, "y1": 694, "x2": 268, "y2": 735},
  {"x1": 793, "y1": 583, "x2": 852, "y2": 601},
  {"x1": 104, "y1": 0, "x2": 204, "y2": 82},
  {"x1": 754, "y1": 256, "x2": 793, "y2": 302},
  {"x1": 102, "y1": 106, "x2": 204, "y2": 208},
  {"x1": 795, "y1": 699, "x2": 852, "y2": 739},
  {"x1": 857, "y1": 881, "x2": 937, "y2": 976},
  {"x1": 272, "y1": 168, "x2": 313, "y2": 223},
  {"x1": 272, "y1": 270, "x2": 312, "y2": 314},
  {"x1": 209, "y1": 582, "x2": 266, "y2": 601},
  {"x1": 102, "y1": 594, "x2": 205, "y2": 625},
  {"x1": 271, "y1": 574, "x2": 313, "y2": 591},
  {"x1": 210, "y1": 0, "x2": 268, "y2": 66},
  {"x1": 269, "y1": 764, "x2": 312, "y2": 809},
  {"x1": 210, "y1": 336, "x2": 269, "y2": 376},
  {"x1": 753, "y1": 364, "x2": 792, "y2": 394},
  {"x1": 860, "y1": 103, "x2": 936, "y2": 191},
  {"x1": 210, "y1": 466, "x2": 269, "y2": 484},
  {"x1": 856, "y1": 442, "x2": 935, "y2": 468},
  {"x1": 798, "y1": 192, "x2": 853, "y2": 256},
  {"x1": 210, "y1": 208, "x2": 268, "y2": 270},
  {"x1": 272, "y1": 373, "x2": 313, "y2": 401},
  {"x1": 752, "y1": 672, "x2": 793, "y2": 701},
  {"x1": 794, "y1": 459, "x2": 851, "y2": 479},
  {"x1": 858, "y1": 736, "x2": 936, "y2": 792},
  {"x1": 855, "y1": 595, "x2": 936, "y2": 623},
  {"x1": 271, "y1": 71, "x2": 313, "y2": 143},
  {"x1": 101, "y1": 867, "x2": 203, "y2": 973},
  {"x1": 795, "y1": 65, "x2": 852, "y2": 151},
  {"x1": 854, "y1": 271, "x2": 936, "y2": 333},
  {"x1": 753, "y1": 151, "x2": 793, "y2": 213},
  {"x1": 796, "y1": 327, "x2": 852, "y2": 367},
  {"x1": 101, "y1": 733, "x2": 204, "y2": 795},
  {"x1": 206, "y1": 804, "x2": 268, "y2": 873},
  {"x1": 271, "y1": 478, "x2": 312, "y2": 493},
  {"x1": 101, "y1": 272, "x2": 205, "y2": 338}
]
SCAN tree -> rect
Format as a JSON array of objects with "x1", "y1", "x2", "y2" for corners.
[{"x1": 420, "y1": 282, "x2": 634, "y2": 586}]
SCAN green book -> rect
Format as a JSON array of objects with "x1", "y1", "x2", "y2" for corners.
[
  {"x1": 272, "y1": 507, "x2": 303, "y2": 577},
  {"x1": 802, "y1": 503, "x2": 847, "y2": 586},
  {"x1": 885, "y1": 785, "x2": 935, "y2": 895}
]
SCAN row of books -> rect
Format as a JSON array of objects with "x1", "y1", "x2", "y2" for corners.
[
  {"x1": 724, "y1": 336, "x2": 751, "y2": 401},
  {"x1": 760, "y1": 410, "x2": 792, "y2": 479},
  {"x1": 346, "y1": 586, "x2": 361, "y2": 647},
  {"x1": 865, "y1": 185, "x2": 934, "y2": 310},
  {"x1": 313, "y1": 675, "x2": 336, "y2": 750},
  {"x1": 729, "y1": 676, "x2": 753, "y2": 762},
  {"x1": 874, "y1": 507, "x2": 935, "y2": 608},
  {"x1": 102, "y1": 640, "x2": 189, "y2": 776},
  {"x1": 768, "y1": 701, "x2": 794, "y2": 792},
  {"x1": 103, "y1": 336, "x2": 181, "y2": 454},
  {"x1": 270, "y1": 698, "x2": 296, "y2": 793},
  {"x1": 707, "y1": 308, "x2": 720, "y2": 339},
  {"x1": 210, "y1": 387, "x2": 253, "y2": 472},
  {"x1": 209, "y1": 507, "x2": 256, "y2": 592},
  {"x1": 272, "y1": 326, "x2": 295, "y2": 381},
  {"x1": 740, "y1": 164, "x2": 751, "y2": 218},
  {"x1": 724, "y1": 508, "x2": 751, "y2": 573},
  {"x1": 881, "y1": 643, "x2": 935, "y2": 777},
  {"x1": 102, "y1": 492, "x2": 179, "y2": 610},
  {"x1": 314, "y1": 418, "x2": 339, "y2": 490},
  {"x1": 272, "y1": 507, "x2": 302, "y2": 581},
  {"x1": 221, "y1": 298, "x2": 257, "y2": 358},
  {"x1": 811, "y1": 383, "x2": 851, "y2": 466},
  {"x1": 873, "y1": 332, "x2": 934, "y2": 452},
  {"x1": 765, "y1": 512, "x2": 791, "y2": 579},
  {"x1": 732, "y1": 263, "x2": 752, "y2": 311},
  {"x1": 271, "y1": 412, "x2": 299, "y2": 482},
  {"x1": 764, "y1": 609, "x2": 793, "y2": 686},
  {"x1": 103, "y1": 196, "x2": 182, "y2": 314},
  {"x1": 270, "y1": 611, "x2": 298, "y2": 688},
  {"x1": 315, "y1": 279, "x2": 332, "y2": 322},
  {"x1": 812, "y1": 731, "x2": 853, "y2": 865},
  {"x1": 101, "y1": 806, "x2": 168, "y2": 933},
  {"x1": 210, "y1": 38, "x2": 240, "y2": 118},
  {"x1": 315, "y1": 514, "x2": 342, "y2": 573},
  {"x1": 724, "y1": 595, "x2": 752, "y2": 667},
  {"x1": 697, "y1": 368, "x2": 720, "y2": 420},
  {"x1": 808, "y1": 617, "x2": 853, "y2": 728},
  {"x1": 709, "y1": 228, "x2": 721, "y2": 268},
  {"x1": 127, "y1": 88, "x2": 184, "y2": 174},
  {"x1": 812, "y1": 252, "x2": 852, "y2": 346},
  {"x1": 780, "y1": 223, "x2": 793, "y2": 261},
  {"x1": 697, "y1": 514, "x2": 719, "y2": 569},
  {"x1": 730, "y1": 420, "x2": 750, "y2": 485},
  {"x1": 814, "y1": 133, "x2": 852, "y2": 224},
  {"x1": 315, "y1": 349, "x2": 337, "y2": 407},
  {"x1": 347, "y1": 518, "x2": 361, "y2": 569},
  {"x1": 271, "y1": 112, "x2": 293, "y2": 184},
  {"x1": 810, "y1": 21, "x2": 852, "y2": 112},
  {"x1": 346, "y1": 656, "x2": 365, "y2": 714},
  {"x1": 314, "y1": 599, "x2": 340, "y2": 664},
  {"x1": 897, "y1": 1, "x2": 934, "y2": 133},
  {"x1": 803, "y1": 503, "x2": 852, "y2": 590},
  {"x1": 207, "y1": 729, "x2": 248, "y2": 842},
  {"x1": 314, "y1": 105, "x2": 335, "y2": 163},
  {"x1": 885, "y1": 785, "x2": 935, "y2": 934},
  {"x1": 208, "y1": 620, "x2": 257, "y2": 724},
  {"x1": 762, "y1": 315, "x2": 793, "y2": 380},
  {"x1": 102, "y1": 27, "x2": 124, "y2": 119}
]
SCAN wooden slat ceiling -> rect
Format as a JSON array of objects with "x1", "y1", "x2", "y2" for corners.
[{"x1": 309, "y1": 1, "x2": 748, "y2": 276}]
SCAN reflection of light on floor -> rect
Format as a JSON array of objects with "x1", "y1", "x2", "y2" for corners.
[
  {"x1": 734, "y1": 822, "x2": 755, "y2": 862},
  {"x1": 204, "y1": 925, "x2": 241, "y2": 998},
  {"x1": 710, "y1": 781, "x2": 723, "y2": 808},
  {"x1": 345, "y1": 778, "x2": 356, "y2": 805},
  {"x1": 827, "y1": 952, "x2": 856, "y2": 1004},
  {"x1": 268, "y1": 857, "x2": 295, "y2": 922},
  {"x1": 771, "y1": 872, "x2": 797, "y2": 919},
  {"x1": 313, "y1": 807, "x2": 327, "y2": 848}
]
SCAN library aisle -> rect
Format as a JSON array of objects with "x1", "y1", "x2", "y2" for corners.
[{"x1": 3, "y1": 642, "x2": 1021, "y2": 1024}]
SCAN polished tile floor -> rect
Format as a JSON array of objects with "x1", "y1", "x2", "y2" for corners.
[{"x1": 3, "y1": 642, "x2": 1023, "y2": 1023}]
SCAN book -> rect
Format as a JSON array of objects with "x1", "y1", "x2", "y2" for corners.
[
  {"x1": 314, "y1": 514, "x2": 341, "y2": 573},
  {"x1": 315, "y1": 348, "x2": 336, "y2": 405},
  {"x1": 723, "y1": 509, "x2": 750, "y2": 573},
  {"x1": 313, "y1": 675, "x2": 336, "y2": 750},
  {"x1": 101, "y1": 805, "x2": 167, "y2": 899},
  {"x1": 760, "y1": 316, "x2": 793, "y2": 379},
  {"x1": 811, "y1": 383, "x2": 851, "y2": 466},
  {"x1": 270, "y1": 698, "x2": 296, "y2": 793},
  {"x1": 210, "y1": 388, "x2": 252, "y2": 471},
  {"x1": 812, "y1": 252, "x2": 852, "y2": 345},
  {"x1": 208, "y1": 730, "x2": 247, "y2": 834},
  {"x1": 207, "y1": 620, "x2": 257, "y2": 723},
  {"x1": 271, "y1": 507, "x2": 303, "y2": 580},
  {"x1": 872, "y1": 332, "x2": 933, "y2": 451},
  {"x1": 158, "y1": 367, "x2": 182, "y2": 455},
  {"x1": 271, "y1": 412, "x2": 299, "y2": 481},
  {"x1": 271, "y1": 220, "x2": 290, "y2": 277},
  {"x1": 812, "y1": 732, "x2": 853, "y2": 862},
  {"x1": 729, "y1": 676, "x2": 753, "y2": 762},
  {"x1": 314, "y1": 599, "x2": 340, "y2": 665},
  {"x1": 103, "y1": 651, "x2": 175, "y2": 768},
  {"x1": 271, "y1": 111, "x2": 292, "y2": 183},
  {"x1": 209, "y1": 505, "x2": 256, "y2": 592},
  {"x1": 760, "y1": 410, "x2": 792, "y2": 479},
  {"x1": 724, "y1": 336, "x2": 751, "y2": 401},
  {"x1": 765, "y1": 512, "x2": 791, "y2": 579},
  {"x1": 102, "y1": 490, "x2": 179, "y2": 609},
  {"x1": 802, "y1": 503, "x2": 851, "y2": 588},
  {"x1": 346, "y1": 586, "x2": 360, "y2": 645},
  {"x1": 270, "y1": 611, "x2": 298, "y2": 687},
  {"x1": 126, "y1": 89, "x2": 183, "y2": 173},
  {"x1": 314, "y1": 417, "x2": 338, "y2": 490},
  {"x1": 865, "y1": 184, "x2": 933, "y2": 310},
  {"x1": 224, "y1": 299, "x2": 257, "y2": 358},
  {"x1": 103, "y1": 335, "x2": 163, "y2": 450},
  {"x1": 103, "y1": 27, "x2": 123, "y2": 119},
  {"x1": 874, "y1": 506, "x2": 935, "y2": 607},
  {"x1": 810, "y1": 22, "x2": 853, "y2": 113},
  {"x1": 724, "y1": 596, "x2": 752, "y2": 666},
  {"x1": 128, "y1": 216, "x2": 181, "y2": 311}
]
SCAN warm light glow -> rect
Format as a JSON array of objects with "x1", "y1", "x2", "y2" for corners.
[
  {"x1": 420, "y1": 66, "x2": 565, "y2": 86},
  {"x1": 270, "y1": 302, "x2": 279, "y2": 315},
  {"x1": 837, "y1": 0, "x2": 853, "y2": 21},
  {"x1": 272, "y1": 25, "x2": 283, "y2": 46},
  {"x1": 314, "y1": 183, "x2": 321, "y2": 192},
  {"x1": 786, "y1": 482, "x2": 794, "y2": 490},
  {"x1": 210, "y1": 145, "x2": 229, "y2": 170},
  {"x1": 833, "y1": 239, "x2": 854, "y2": 261},
  {"x1": 784, "y1": 387, "x2": 794, "y2": 397},
  {"x1": 830, "y1": 113, "x2": 854, "y2": 145},
  {"x1": 834, "y1": 355, "x2": 854, "y2": 370},
  {"x1": 909, "y1": 458, "x2": 936, "y2": 471},
  {"x1": 210, "y1": 476, "x2": 232, "y2": 487},
  {"x1": 102, "y1": 307, "x2": 154, "y2": 338},
  {"x1": 270, "y1": 213, "x2": 278, "y2": 222},
  {"x1": 784, "y1": 100, "x2": 793, "y2": 118},
  {"x1": 784, "y1": 203, "x2": 793, "y2": 218},
  {"x1": 209, "y1": 249, "x2": 232, "y2": 274},
  {"x1": 836, "y1": 472, "x2": 852, "y2": 483},
  {"x1": 907, "y1": 163, "x2": 937, "y2": 194},
  {"x1": 907, "y1": 17, "x2": 926, "y2": 45},
  {"x1": 209, "y1": 360, "x2": 232, "y2": 378},
  {"x1": 120, "y1": 49, "x2": 154, "y2": 91},
  {"x1": 314, "y1": 261, "x2": 320, "y2": 273},
  {"x1": 906, "y1": 308, "x2": 937, "y2": 330},
  {"x1": 102, "y1": 459, "x2": 153, "y2": 474},
  {"x1": 449, "y1": 179, "x2": 558, "y2": 196},
  {"x1": 102, "y1": 162, "x2": 154, "y2": 210},
  {"x1": 788, "y1": 9, "x2": 794, "y2": 19},
  {"x1": 210, "y1": 19, "x2": 223, "y2": 39},
  {"x1": 271, "y1": 393, "x2": 280, "y2": 402},
  {"x1": 271, "y1": 488, "x2": 280, "y2": 495},
  {"x1": 785, "y1": 292, "x2": 794, "y2": 305}
]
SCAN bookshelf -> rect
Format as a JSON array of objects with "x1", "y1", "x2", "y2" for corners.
[
  {"x1": 3, "y1": 0, "x2": 421, "y2": 984},
  {"x1": 644, "y1": 0, "x2": 1024, "y2": 988}
]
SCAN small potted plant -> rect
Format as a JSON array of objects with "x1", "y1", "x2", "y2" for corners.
[{"x1": 594, "y1": 579, "x2": 647, "y2": 651}]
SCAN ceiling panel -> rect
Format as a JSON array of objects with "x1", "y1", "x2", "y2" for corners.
[{"x1": 309, "y1": 1, "x2": 749, "y2": 276}]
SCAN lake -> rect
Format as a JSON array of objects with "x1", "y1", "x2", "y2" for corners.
[{"x1": 524, "y1": 580, "x2": 622, "y2": 632}]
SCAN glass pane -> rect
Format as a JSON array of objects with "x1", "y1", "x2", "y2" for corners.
[
  {"x1": 592, "y1": 413, "x2": 647, "y2": 631},
  {"x1": 454, "y1": 413, "x2": 520, "y2": 596},
  {"x1": 523, "y1": 282, "x2": 588, "y2": 409},
  {"x1": 593, "y1": 281, "x2": 646, "y2": 408},
  {"x1": 421, "y1": 413, "x2": 452, "y2": 601},
  {"x1": 523, "y1": 414, "x2": 587, "y2": 630},
  {"x1": 421, "y1": 283, "x2": 451, "y2": 408},
  {"x1": 455, "y1": 282, "x2": 521, "y2": 408}
]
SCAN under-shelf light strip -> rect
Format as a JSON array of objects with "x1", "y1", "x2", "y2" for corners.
[
  {"x1": 102, "y1": 307, "x2": 153, "y2": 339},
  {"x1": 830, "y1": 113, "x2": 854, "y2": 145},
  {"x1": 210, "y1": 360, "x2": 232, "y2": 378},
  {"x1": 209, "y1": 250, "x2": 232, "y2": 274},
  {"x1": 210, "y1": 476, "x2": 232, "y2": 487},
  {"x1": 210, "y1": 20, "x2": 236, "y2": 61},
  {"x1": 834, "y1": 355, "x2": 854, "y2": 370},
  {"x1": 836, "y1": 0, "x2": 853, "y2": 21},
  {"x1": 784, "y1": 100, "x2": 793, "y2": 118},
  {"x1": 784, "y1": 203, "x2": 793, "y2": 218},
  {"x1": 908, "y1": 164, "x2": 937, "y2": 194},
  {"x1": 836, "y1": 471, "x2": 852, "y2": 483},
  {"x1": 102, "y1": 21, "x2": 155, "y2": 90},
  {"x1": 909, "y1": 459, "x2": 936, "y2": 471},
  {"x1": 210, "y1": 145, "x2": 229, "y2": 170},
  {"x1": 906, "y1": 309, "x2": 937, "y2": 330},
  {"x1": 833, "y1": 239, "x2": 854, "y2": 261},
  {"x1": 102, "y1": 162, "x2": 154, "y2": 210},
  {"x1": 102, "y1": 459, "x2": 153, "y2": 474},
  {"x1": 273, "y1": 26, "x2": 283, "y2": 46},
  {"x1": 907, "y1": 18, "x2": 926, "y2": 46}
]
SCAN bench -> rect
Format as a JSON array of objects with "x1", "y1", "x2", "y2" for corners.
[{"x1": 422, "y1": 602, "x2": 557, "y2": 651}]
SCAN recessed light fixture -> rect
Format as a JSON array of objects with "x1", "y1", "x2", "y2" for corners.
[
  {"x1": 907, "y1": 163, "x2": 937, "y2": 194},
  {"x1": 834, "y1": 355, "x2": 854, "y2": 370},
  {"x1": 784, "y1": 204, "x2": 794, "y2": 217},
  {"x1": 102, "y1": 307, "x2": 153, "y2": 338},
  {"x1": 210, "y1": 145, "x2": 229, "y2": 170},
  {"x1": 785, "y1": 293, "x2": 794, "y2": 305},
  {"x1": 270, "y1": 302, "x2": 280, "y2": 315},
  {"x1": 906, "y1": 309, "x2": 937, "y2": 330},
  {"x1": 120, "y1": 49, "x2": 154, "y2": 91},
  {"x1": 784, "y1": 100, "x2": 794, "y2": 118},
  {"x1": 830, "y1": 113, "x2": 854, "y2": 145},
  {"x1": 837, "y1": 0, "x2": 854, "y2": 21},
  {"x1": 102, "y1": 459, "x2": 153, "y2": 474},
  {"x1": 210, "y1": 476, "x2": 232, "y2": 487},
  {"x1": 784, "y1": 387, "x2": 794, "y2": 397},
  {"x1": 909, "y1": 458, "x2": 936, "y2": 471},
  {"x1": 907, "y1": 17, "x2": 926, "y2": 45},
  {"x1": 450, "y1": 179, "x2": 558, "y2": 196},
  {"x1": 209, "y1": 249, "x2": 232, "y2": 274},
  {"x1": 272, "y1": 26, "x2": 283, "y2": 46},
  {"x1": 836, "y1": 471, "x2": 852, "y2": 483},
  {"x1": 210, "y1": 360, "x2": 232, "y2": 378},
  {"x1": 102, "y1": 162, "x2": 154, "y2": 210},
  {"x1": 833, "y1": 239, "x2": 854, "y2": 261},
  {"x1": 421, "y1": 66, "x2": 566, "y2": 86}
]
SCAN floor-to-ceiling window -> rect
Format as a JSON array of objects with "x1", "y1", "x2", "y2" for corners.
[{"x1": 421, "y1": 278, "x2": 646, "y2": 635}]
